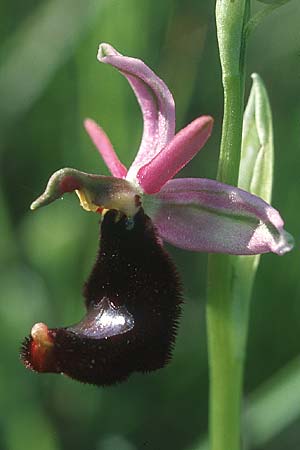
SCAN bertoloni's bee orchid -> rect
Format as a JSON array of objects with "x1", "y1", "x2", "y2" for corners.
[{"x1": 21, "y1": 43, "x2": 293, "y2": 386}]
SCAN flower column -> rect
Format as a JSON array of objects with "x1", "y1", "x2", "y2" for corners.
[{"x1": 206, "y1": 2, "x2": 250, "y2": 450}]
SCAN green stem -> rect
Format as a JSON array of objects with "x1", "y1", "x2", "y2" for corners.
[
  {"x1": 206, "y1": 2, "x2": 250, "y2": 450},
  {"x1": 207, "y1": 255, "x2": 256, "y2": 450},
  {"x1": 207, "y1": 255, "x2": 243, "y2": 450},
  {"x1": 216, "y1": 74, "x2": 244, "y2": 185}
]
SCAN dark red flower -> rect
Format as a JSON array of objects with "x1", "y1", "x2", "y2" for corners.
[{"x1": 21, "y1": 209, "x2": 182, "y2": 386}]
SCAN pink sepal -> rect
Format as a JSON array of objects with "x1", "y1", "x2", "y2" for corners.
[
  {"x1": 147, "y1": 178, "x2": 294, "y2": 255},
  {"x1": 98, "y1": 43, "x2": 175, "y2": 181}
]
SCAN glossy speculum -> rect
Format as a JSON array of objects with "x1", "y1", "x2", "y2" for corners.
[{"x1": 21, "y1": 209, "x2": 182, "y2": 386}]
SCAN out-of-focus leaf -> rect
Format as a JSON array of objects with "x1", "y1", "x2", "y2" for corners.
[
  {"x1": 5, "y1": 407, "x2": 60, "y2": 450},
  {"x1": 245, "y1": 357, "x2": 300, "y2": 448},
  {"x1": 0, "y1": 266, "x2": 49, "y2": 331},
  {"x1": 0, "y1": 187, "x2": 17, "y2": 263},
  {"x1": 257, "y1": 0, "x2": 291, "y2": 4},
  {"x1": 0, "y1": 0, "x2": 106, "y2": 132},
  {"x1": 160, "y1": 20, "x2": 208, "y2": 124},
  {"x1": 245, "y1": 1, "x2": 292, "y2": 37},
  {"x1": 21, "y1": 201, "x2": 87, "y2": 274},
  {"x1": 191, "y1": 358, "x2": 300, "y2": 450},
  {"x1": 97, "y1": 434, "x2": 136, "y2": 450}
]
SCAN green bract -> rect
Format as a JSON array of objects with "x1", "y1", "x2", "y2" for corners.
[{"x1": 239, "y1": 73, "x2": 273, "y2": 203}]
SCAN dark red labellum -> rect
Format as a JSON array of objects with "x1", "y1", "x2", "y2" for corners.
[{"x1": 20, "y1": 209, "x2": 182, "y2": 386}]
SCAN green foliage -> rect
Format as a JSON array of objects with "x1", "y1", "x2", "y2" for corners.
[
  {"x1": 239, "y1": 73, "x2": 273, "y2": 203},
  {"x1": 0, "y1": 1, "x2": 299, "y2": 449}
]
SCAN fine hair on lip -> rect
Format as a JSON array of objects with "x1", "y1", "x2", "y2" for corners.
[{"x1": 21, "y1": 208, "x2": 182, "y2": 386}]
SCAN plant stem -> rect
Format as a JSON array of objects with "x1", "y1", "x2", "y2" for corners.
[
  {"x1": 207, "y1": 256, "x2": 241, "y2": 450},
  {"x1": 216, "y1": 74, "x2": 244, "y2": 185},
  {"x1": 206, "y1": 2, "x2": 250, "y2": 450}
]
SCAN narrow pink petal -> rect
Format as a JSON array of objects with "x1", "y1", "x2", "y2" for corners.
[
  {"x1": 84, "y1": 118, "x2": 127, "y2": 179},
  {"x1": 144, "y1": 178, "x2": 294, "y2": 255},
  {"x1": 137, "y1": 116, "x2": 214, "y2": 194},
  {"x1": 98, "y1": 43, "x2": 175, "y2": 181}
]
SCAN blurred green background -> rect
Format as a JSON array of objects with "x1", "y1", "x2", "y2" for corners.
[{"x1": 0, "y1": 1, "x2": 299, "y2": 449}]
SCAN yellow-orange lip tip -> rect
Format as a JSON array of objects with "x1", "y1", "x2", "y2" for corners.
[{"x1": 31, "y1": 322, "x2": 53, "y2": 347}]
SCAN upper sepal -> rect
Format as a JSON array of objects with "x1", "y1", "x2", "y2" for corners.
[
  {"x1": 98, "y1": 43, "x2": 176, "y2": 183},
  {"x1": 20, "y1": 209, "x2": 182, "y2": 386}
]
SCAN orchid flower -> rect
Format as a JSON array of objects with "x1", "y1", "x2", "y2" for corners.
[{"x1": 21, "y1": 44, "x2": 293, "y2": 386}]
